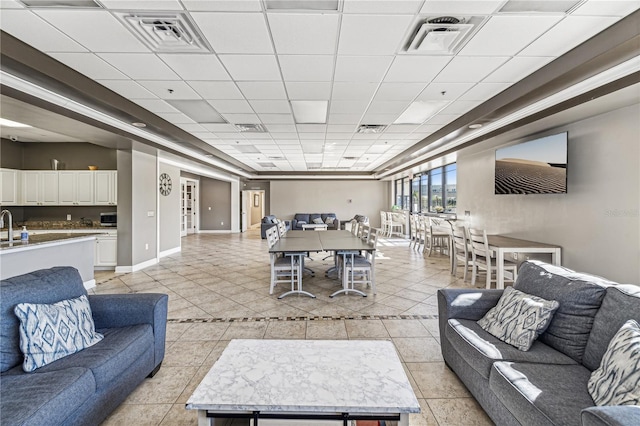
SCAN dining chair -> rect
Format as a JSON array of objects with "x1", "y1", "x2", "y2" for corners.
[
  {"x1": 266, "y1": 226, "x2": 302, "y2": 296},
  {"x1": 423, "y1": 217, "x2": 449, "y2": 257},
  {"x1": 450, "y1": 225, "x2": 472, "y2": 281},
  {"x1": 467, "y1": 227, "x2": 518, "y2": 289},
  {"x1": 350, "y1": 221, "x2": 360, "y2": 236},
  {"x1": 341, "y1": 228, "x2": 379, "y2": 295},
  {"x1": 409, "y1": 214, "x2": 418, "y2": 249},
  {"x1": 276, "y1": 220, "x2": 287, "y2": 238},
  {"x1": 387, "y1": 211, "x2": 404, "y2": 237},
  {"x1": 379, "y1": 211, "x2": 389, "y2": 237}
]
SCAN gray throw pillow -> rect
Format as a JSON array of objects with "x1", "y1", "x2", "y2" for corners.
[
  {"x1": 478, "y1": 287, "x2": 560, "y2": 351},
  {"x1": 324, "y1": 217, "x2": 335, "y2": 225},
  {"x1": 312, "y1": 218, "x2": 324, "y2": 224},
  {"x1": 588, "y1": 319, "x2": 640, "y2": 406}
]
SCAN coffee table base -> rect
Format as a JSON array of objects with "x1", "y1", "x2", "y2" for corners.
[{"x1": 198, "y1": 410, "x2": 407, "y2": 426}]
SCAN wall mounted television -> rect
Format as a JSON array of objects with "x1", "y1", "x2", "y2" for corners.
[{"x1": 495, "y1": 132, "x2": 568, "y2": 194}]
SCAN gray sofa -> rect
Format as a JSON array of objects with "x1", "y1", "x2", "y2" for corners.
[
  {"x1": 438, "y1": 260, "x2": 640, "y2": 426},
  {"x1": 291, "y1": 213, "x2": 339, "y2": 230},
  {"x1": 0, "y1": 266, "x2": 168, "y2": 425}
]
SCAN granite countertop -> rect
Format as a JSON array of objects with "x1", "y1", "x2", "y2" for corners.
[
  {"x1": 187, "y1": 339, "x2": 420, "y2": 414},
  {"x1": 0, "y1": 233, "x2": 100, "y2": 251}
]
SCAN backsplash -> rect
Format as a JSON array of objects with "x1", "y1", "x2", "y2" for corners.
[{"x1": 19, "y1": 219, "x2": 101, "y2": 230}]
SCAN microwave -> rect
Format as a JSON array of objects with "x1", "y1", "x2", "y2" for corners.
[{"x1": 100, "y1": 212, "x2": 117, "y2": 227}]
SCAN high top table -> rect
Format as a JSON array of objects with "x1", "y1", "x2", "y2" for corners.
[{"x1": 186, "y1": 339, "x2": 420, "y2": 426}]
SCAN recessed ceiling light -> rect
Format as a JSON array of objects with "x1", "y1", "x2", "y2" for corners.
[
  {"x1": 132, "y1": 122, "x2": 147, "y2": 128},
  {"x1": 394, "y1": 101, "x2": 449, "y2": 124},
  {"x1": 0, "y1": 118, "x2": 32, "y2": 128},
  {"x1": 468, "y1": 123, "x2": 483, "y2": 129},
  {"x1": 291, "y1": 101, "x2": 328, "y2": 124},
  {"x1": 166, "y1": 100, "x2": 226, "y2": 124},
  {"x1": 234, "y1": 145, "x2": 261, "y2": 154}
]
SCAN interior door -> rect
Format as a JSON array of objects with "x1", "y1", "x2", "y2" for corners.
[
  {"x1": 241, "y1": 190, "x2": 251, "y2": 232},
  {"x1": 180, "y1": 179, "x2": 198, "y2": 237},
  {"x1": 180, "y1": 181, "x2": 187, "y2": 237}
]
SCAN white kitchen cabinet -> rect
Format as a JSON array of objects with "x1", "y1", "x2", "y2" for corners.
[
  {"x1": 95, "y1": 234, "x2": 117, "y2": 267},
  {"x1": 94, "y1": 171, "x2": 117, "y2": 205},
  {"x1": 22, "y1": 171, "x2": 59, "y2": 205},
  {"x1": 59, "y1": 171, "x2": 94, "y2": 205},
  {"x1": 0, "y1": 169, "x2": 20, "y2": 205}
]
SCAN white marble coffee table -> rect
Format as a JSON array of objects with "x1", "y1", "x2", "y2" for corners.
[
  {"x1": 186, "y1": 339, "x2": 420, "y2": 425},
  {"x1": 302, "y1": 223, "x2": 328, "y2": 231}
]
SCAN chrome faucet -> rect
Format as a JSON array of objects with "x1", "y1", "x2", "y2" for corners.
[{"x1": 0, "y1": 209, "x2": 13, "y2": 242}]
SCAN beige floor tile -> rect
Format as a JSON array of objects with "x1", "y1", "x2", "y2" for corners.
[
  {"x1": 344, "y1": 319, "x2": 389, "y2": 338},
  {"x1": 164, "y1": 340, "x2": 217, "y2": 367},
  {"x1": 102, "y1": 403, "x2": 173, "y2": 426},
  {"x1": 427, "y1": 398, "x2": 494, "y2": 426},
  {"x1": 408, "y1": 362, "x2": 471, "y2": 398},
  {"x1": 306, "y1": 320, "x2": 348, "y2": 339},
  {"x1": 166, "y1": 323, "x2": 193, "y2": 342},
  {"x1": 409, "y1": 399, "x2": 439, "y2": 426},
  {"x1": 264, "y1": 320, "x2": 307, "y2": 339},
  {"x1": 159, "y1": 404, "x2": 198, "y2": 426},
  {"x1": 220, "y1": 322, "x2": 268, "y2": 339},
  {"x1": 392, "y1": 337, "x2": 443, "y2": 362},
  {"x1": 177, "y1": 322, "x2": 230, "y2": 341},
  {"x1": 383, "y1": 319, "x2": 430, "y2": 337},
  {"x1": 126, "y1": 366, "x2": 198, "y2": 404}
]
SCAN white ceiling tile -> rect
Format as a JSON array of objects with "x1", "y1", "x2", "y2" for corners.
[
  {"x1": 48, "y1": 53, "x2": 128, "y2": 79},
  {"x1": 97, "y1": 53, "x2": 180, "y2": 80},
  {"x1": 573, "y1": 0, "x2": 640, "y2": 16},
  {"x1": 343, "y1": 0, "x2": 423, "y2": 14},
  {"x1": 279, "y1": 55, "x2": 334, "y2": 81},
  {"x1": 420, "y1": 0, "x2": 503, "y2": 15},
  {"x1": 484, "y1": 56, "x2": 554, "y2": 83},
  {"x1": 327, "y1": 124, "x2": 356, "y2": 133},
  {"x1": 219, "y1": 55, "x2": 281, "y2": 81},
  {"x1": 334, "y1": 55, "x2": 394, "y2": 82},
  {"x1": 360, "y1": 113, "x2": 398, "y2": 124},
  {"x1": 519, "y1": 16, "x2": 620, "y2": 57},
  {"x1": 266, "y1": 124, "x2": 297, "y2": 133},
  {"x1": 286, "y1": 82, "x2": 332, "y2": 100},
  {"x1": 237, "y1": 82, "x2": 287, "y2": 99},
  {"x1": 97, "y1": 80, "x2": 157, "y2": 99},
  {"x1": 459, "y1": 15, "x2": 562, "y2": 56},
  {"x1": 181, "y1": 0, "x2": 263, "y2": 11},
  {"x1": 270, "y1": 133, "x2": 299, "y2": 139},
  {"x1": 259, "y1": 114, "x2": 295, "y2": 124},
  {"x1": 331, "y1": 82, "x2": 379, "y2": 100},
  {"x1": 156, "y1": 112, "x2": 196, "y2": 124},
  {"x1": 158, "y1": 54, "x2": 230, "y2": 80},
  {"x1": 440, "y1": 100, "x2": 482, "y2": 114},
  {"x1": 297, "y1": 124, "x2": 327, "y2": 132},
  {"x1": 132, "y1": 99, "x2": 179, "y2": 113},
  {"x1": 99, "y1": 0, "x2": 184, "y2": 9},
  {"x1": 330, "y1": 100, "x2": 370, "y2": 114},
  {"x1": 432, "y1": 56, "x2": 509, "y2": 82},
  {"x1": 373, "y1": 83, "x2": 427, "y2": 101},
  {"x1": 221, "y1": 113, "x2": 261, "y2": 123},
  {"x1": 139, "y1": 80, "x2": 202, "y2": 99},
  {"x1": 384, "y1": 55, "x2": 452, "y2": 83},
  {"x1": 326, "y1": 132, "x2": 355, "y2": 139},
  {"x1": 425, "y1": 114, "x2": 460, "y2": 125},
  {"x1": 0, "y1": 0, "x2": 25, "y2": 8},
  {"x1": 460, "y1": 82, "x2": 511, "y2": 100},
  {"x1": 384, "y1": 124, "x2": 420, "y2": 133},
  {"x1": 267, "y1": 13, "x2": 339, "y2": 54},
  {"x1": 34, "y1": 10, "x2": 148, "y2": 52},
  {"x1": 189, "y1": 81, "x2": 245, "y2": 99},
  {"x1": 1, "y1": 10, "x2": 87, "y2": 52},
  {"x1": 417, "y1": 82, "x2": 475, "y2": 100},
  {"x1": 299, "y1": 133, "x2": 326, "y2": 139},
  {"x1": 206, "y1": 99, "x2": 253, "y2": 113},
  {"x1": 367, "y1": 100, "x2": 411, "y2": 114},
  {"x1": 249, "y1": 100, "x2": 291, "y2": 114},
  {"x1": 328, "y1": 114, "x2": 362, "y2": 124},
  {"x1": 191, "y1": 12, "x2": 273, "y2": 54},
  {"x1": 338, "y1": 14, "x2": 414, "y2": 55}
]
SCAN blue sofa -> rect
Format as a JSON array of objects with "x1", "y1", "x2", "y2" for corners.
[
  {"x1": 291, "y1": 213, "x2": 339, "y2": 230},
  {"x1": 438, "y1": 260, "x2": 640, "y2": 426},
  {"x1": 0, "y1": 267, "x2": 168, "y2": 425}
]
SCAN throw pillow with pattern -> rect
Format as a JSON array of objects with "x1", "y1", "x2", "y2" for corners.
[
  {"x1": 312, "y1": 218, "x2": 324, "y2": 224},
  {"x1": 325, "y1": 217, "x2": 335, "y2": 225},
  {"x1": 588, "y1": 319, "x2": 640, "y2": 406},
  {"x1": 478, "y1": 286, "x2": 560, "y2": 351},
  {"x1": 14, "y1": 295, "x2": 104, "y2": 372}
]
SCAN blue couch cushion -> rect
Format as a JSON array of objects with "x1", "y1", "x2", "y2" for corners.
[
  {"x1": 583, "y1": 284, "x2": 640, "y2": 371},
  {"x1": 514, "y1": 261, "x2": 611, "y2": 363},
  {"x1": 447, "y1": 319, "x2": 577, "y2": 379},
  {"x1": 294, "y1": 214, "x2": 310, "y2": 223},
  {"x1": 0, "y1": 367, "x2": 95, "y2": 425},
  {"x1": 1, "y1": 267, "x2": 87, "y2": 373},
  {"x1": 490, "y1": 362, "x2": 595, "y2": 426}
]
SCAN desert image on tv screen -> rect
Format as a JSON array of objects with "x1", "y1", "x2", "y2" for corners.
[{"x1": 495, "y1": 133, "x2": 567, "y2": 194}]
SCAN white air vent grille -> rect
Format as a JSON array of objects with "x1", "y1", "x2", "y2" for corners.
[
  {"x1": 404, "y1": 16, "x2": 482, "y2": 55},
  {"x1": 257, "y1": 162, "x2": 276, "y2": 168},
  {"x1": 357, "y1": 124, "x2": 387, "y2": 134},
  {"x1": 116, "y1": 12, "x2": 212, "y2": 53},
  {"x1": 235, "y1": 123, "x2": 267, "y2": 133}
]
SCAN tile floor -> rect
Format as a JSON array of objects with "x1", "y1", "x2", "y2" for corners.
[{"x1": 95, "y1": 230, "x2": 493, "y2": 426}]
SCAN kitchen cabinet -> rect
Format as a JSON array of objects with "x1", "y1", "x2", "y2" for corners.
[
  {"x1": 22, "y1": 171, "x2": 59, "y2": 206},
  {"x1": 95, "y1": 234, "x2": 117, "y2": 267},
  {"x1": 94, "y1": 171, "x2": 117, "y2": 205},
  {"x1": 0, "y1": 169, "x2": 20, "y2": 205},
  {"x1": 59, "y1": 171, "x2": 95, "y2": 205}
]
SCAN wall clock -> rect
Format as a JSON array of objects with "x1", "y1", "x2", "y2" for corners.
[{"x1": 159, "y1": 173, "x2": 172, "y2": 196}]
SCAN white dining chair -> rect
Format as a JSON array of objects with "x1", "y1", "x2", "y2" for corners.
[
  {"x1": 451, "y1": 225, "x2": 472, "y2": 281},
  {"x1": 341, "y1": 228, "x2": 379, "y2": 295},
  {"x1": 467, "y1": 227, "x2": 518, "y2": 289},
  {"x1": 266, "y1": 226, "x2": 302, "y2": 296},
  {"x1": 423, "y1": 217, "x2": 449, "y2": 257},
  {"x1": 387, "y1": 211, "x2": 404, "y2": 237},
  {"x1": 379, "y1": 211, "x2": 389, "y2": 237}
]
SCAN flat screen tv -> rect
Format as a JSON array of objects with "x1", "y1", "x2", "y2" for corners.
[{"x1": 495, "y1": 132, "x2": 568, "y2": 194}]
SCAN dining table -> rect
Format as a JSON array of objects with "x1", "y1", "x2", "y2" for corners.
[{"x1": 487, "y1": 235, "x2": 562, "y2": 289}]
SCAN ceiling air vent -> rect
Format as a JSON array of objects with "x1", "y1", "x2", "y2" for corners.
[
  {"x1": 306, "y1": 163, "x2": 322, "y2": 169},
  {"x1": 404, "y1": 16, "x2": 474, "y2": 54},
  {"x1": 257, "y1": 162, "x2": 276, "y2": 168},
  {"x1": 342, "y1": 156, "x2": 359, "y2": 160},
  {"x1": 356, "y1": 124, "x2": 387, "y2": 134},
  {"x1": 235, "y1": 123, "x2": 267, "y2": 133},
  {"x1": 116, "y1": 12, "x2": 212, "y2": 53}
]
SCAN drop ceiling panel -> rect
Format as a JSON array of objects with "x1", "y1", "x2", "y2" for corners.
[
  {"x1": 373, "y1": 83, "x2": 428, "y2": 101},
  {"x1": 189, "y1": 81, "x2": 245, "y2": 99},
  {"x1": 483, "y1": 56, "x2": 554, "y2": 83},
  {"x1": 0, "y1": 1, "x2": 24, "y2": 8},
  {"x1": 519, "y1": 16, "x2": 620, "y2": 57},
  {"x1": 432, "y1": 56, "x2": 509, "y2": 82},
  {"x1": 328, "y1": 114, "x2": 362, "y2": 124},
  {"x1": 97, "y1": 80, "x2": 157, "y2": 99},
  {"x1": 267, "y1": 124, "x2": 297, "y2": 132},
  {"x1": 97, "y1": 53, "x2": 180, "y2": 80},
  {"x1": 420, "y1": 0, "x2": 503, "y2": 15},
  {"x1": 237, "y1": 82, "x2": 288, "y2": 100},
  {"x1": 191, "y1": 12, "x2": 273, "y2": 54},
  {"x1": 258, "y1": 114, "x2": 295, "y2": 124},
  {"x1": 221, "y1": 113, "x2": 261, "y2": 123},
  {"x1": 181, "y1": 0, "x2": 262, "y2": 11},
  {"x1": 278, "y1": 55, "x2": 335, "y2": 81},
  {"x1": 286, "y1": 82, "x2": 332, "y2": 99},
  {"x1": 334, "y1": 55, "x2": 394, "y2": 82},
  {"x1": 48, "y1": 53, "x2": 128, "y2": 79},
  {"x1": 459, "y1": 15, "x2": 563, "y2": 56},
  {"x1": 367, "y1": 100, "x2": 411, "y2": 114},
  {"x1": 249, "y1": 100, "x2": 291, "y2": 113},
  {"x1": 139, "y1": 80, "x2": 202, "y2": 99},
  {"x1": 206, "y1": 99, "x2": 253, "y2": 113},
  {"x1": 158, "y1": 54, "x2": 230, "y2": 80},
  {"x1": 459, "y1": 82, "x2": 512, "y2": 100},
  {"x1": 132, "y1": 99, "x2": 180, "y2": 113},
  {"x1": 219, "y1": 55, "x2": 282, "y2": 81},
  {"x1": 384, "y1": 56, "x2": 452, "y2": 83},
  {"x1": 34, "y1": 10, "x2": 148, "y2": 52},
  {"x1": 573, "y1": 0, "x2": 640, "y2": 16},
  {"x1": 156, "y1": 112, "x2": 197, "y2": 124},
  {"x1": 338, "y1": 14, "x2": 414, "y2": 55},
  {"x1": 331, "y1": 82, "x2": 379, "y2": 100},
  {"x1": 0, "y1": 10, "x2": 87, "y2": 53},
  {"x1": 99, "y1": 0, "x2": 184, "y2": 9},
  {"x1": 440, "y1": 100, "x2": 482, "y2": 114},
  {"x1": 417, "y1": 82, "x2": 475, "y2": 100},
  {"x1": 267, "y1": 13, "x2": 339, "y2": 54},
  {"x1": 343, "y1": 0, "x2": 423, "y2": 14},
  {"x1": 330, "y1": 100, "x2": 370, "y2": 114}
]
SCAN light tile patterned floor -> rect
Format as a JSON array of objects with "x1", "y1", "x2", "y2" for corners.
[{"x1": 96, "y1": 230, "x2": 493, "y2": 426}]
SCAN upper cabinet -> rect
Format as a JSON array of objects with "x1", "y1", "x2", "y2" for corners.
[
  {"x1": 94, "y1": 171, "x2": 117, "y2": 205},
  {"x1": 59, "y1": 171, "x2": 95, "y2": 205},
  {"x1": 22, "y1": 171, "x2": 59, "y2": 206},
  {"x1": 0, "y1": 169, "x2": 21, "y2": 205}
]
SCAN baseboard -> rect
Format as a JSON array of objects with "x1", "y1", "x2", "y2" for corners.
[
  {"x1": 198, "y1": 230, "x2": 232, "y2": 234},
  {"x1": 83, "y1": 279, "x2": 96, "y2": 290},
  {"x1": 159, "y1": 246, "x2": 181, "y2": 258},
  {"x1": 115, "y1": 257, "x2": 159, "y2": 273}
]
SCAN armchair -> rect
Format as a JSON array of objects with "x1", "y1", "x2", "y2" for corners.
[{"x1": 260, "y1": 215, "x2": 290, "y2": 239}]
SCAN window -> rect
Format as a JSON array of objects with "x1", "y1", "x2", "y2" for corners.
[
  {"x1": 395, "y1": 179, "x2": 402, "y2": 208},
  {"x1": 430, "y1": 168, "x2": 443, "y2": 213},
  {"x1": 402, "y1": 178, "x2": 410, "y2": 210},
  {"x1": 445, "y1": 164, "x2": 457, "y2": 213},
  {"x1": 411, "y1": 176, "x2": 420, "y2": 212},
  {"x1": 420, "y1": 174, "x2": 429, "y2": 213},
  {"x1": 394, "y1": 162, "x2": 457, "y2": 214}
]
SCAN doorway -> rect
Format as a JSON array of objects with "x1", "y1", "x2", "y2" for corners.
[
  {"x1": 181, "y1": 178, "x2": 198, "y2": 237},
  {"x1": 241, "y1": 190, "x2": 265, "y2": 232}
]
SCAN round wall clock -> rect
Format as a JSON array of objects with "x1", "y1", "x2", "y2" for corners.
[{"x1": 159, "y1": 173, "x2": 172, "y2": 196}]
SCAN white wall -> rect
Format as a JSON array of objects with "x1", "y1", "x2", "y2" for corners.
[
  {"x1": 270, "y1": 180, "x2": 390, "y2": 227},
  {"x1": 457, "y1": 103, "x2": 639, "y2": 283}
]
